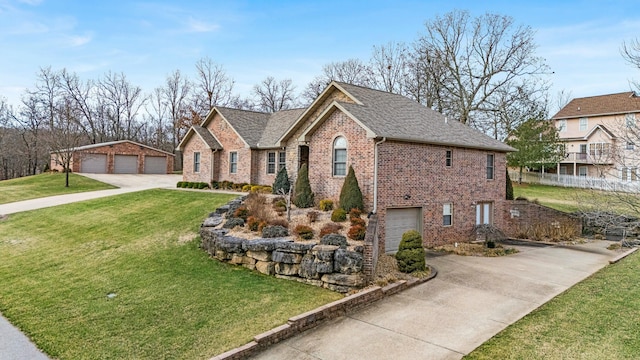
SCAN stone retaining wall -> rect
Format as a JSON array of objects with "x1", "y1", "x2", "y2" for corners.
[{"x1": 200, "y1": 198, "x2": 367, "y2": 293}]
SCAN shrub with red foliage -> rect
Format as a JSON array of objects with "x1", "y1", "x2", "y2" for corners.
[
  {"x1": 348, "y1": 224, "x2": 366, "y2": 240},
  {"x1": 319, "y1": 222, "x2": 343, "y2": 238}
]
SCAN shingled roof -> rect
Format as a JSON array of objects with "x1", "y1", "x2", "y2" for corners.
[
  {"x1": 552, "y1": 91, "x2": 640, "y2": 119},
  {"x1": 290, "y1": 81, "x2": 514, "y2": 152},
  {"x1": 257, "y1": 108, "x2": 306, "y2": 148},
  {"x1": 215, "y1": 107, "x2": 270, "y2": 147},
  {"x1": 192, "y1": 126, "x2": 222, "y2": 150}
]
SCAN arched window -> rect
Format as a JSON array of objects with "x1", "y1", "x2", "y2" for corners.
[{"x1": 333, "y1": 136, "x2": 347, "y2": 176}]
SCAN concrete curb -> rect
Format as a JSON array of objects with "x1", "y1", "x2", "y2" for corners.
[
  {"x1": 609, "y1": 247, "x2": 638, "y2": 264},
  {"x1": 209, "y1": 266, "x2": 438, "y2": 360}
]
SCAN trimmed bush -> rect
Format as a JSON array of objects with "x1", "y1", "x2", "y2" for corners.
[
  {"x1": 331, "y1": 208, "x2": 347, "y2": 222},
  {"x1": 272, "y1": 166, "x2": 291, "y2": 194},
  {"x1": 338, "y1": 166, "x2": 364, "y2": 212},
  {"x1": 319, "y1": 223, "x2": 343, "y2": 238},
  {"x1": 211, "y1": 181, "x2": 219, "y2": 189},
  {"x1": 319, "y1": 199, "x2": 334, "y2": 211},
  {"x1": 347, "y1": 224, "x2": 366, "y2": 240},
  {"x1": 350, "y1": 217, "x2": 366, "y2": 227},
  {"x1": 268, "y1": 218, "x2": 289, "y2": 228},
  {"x1": 307, "y1": 210, "x2": 319, "y2": 223},
  {"x1": 197, "y1": 182, "x2": 209, "y2": 189},
  {"x1": 506, "y1": 170, "x2": 514, "y2": 200},
  {"x1": 260, "y1": 186, "x2": 272, "y2": 194},
  {"x1": 250, "y1": 185, "x2": 262, "y2": 193},
  {"x1": 320, "y1": 234, "x2": 348, "y2": 247},
  {"x1": 395, "y1": 230, "x2": 426, "y2": 273},
  {"x1": 223, "y1": 217, "x2": 245, "y2": 229},
  {"x1": 293, "y1": 163, "x2": 314, "y2": 208},
  {"x1": 349, "y1": 208, "x2": 362, "y2": 219},
  {"x1": 246, "y1": 216, "x2": 260, "y2": 231},
  {"x1": 262, "y1": 225, "x2": 289, "y2": 238},
  {"x1": 242, "y1": 184, "x2": 252, "y2": 192},
  {"x1": 176, "y1": 181, "x2": 184, "y2": 188},
  {"x1": 233, "y1": 207, "x2": 249, "y2": 221},
  {"x1": 293, "y1": 224, "x2": 314, "y2": 240},
  {"x1": 181, "y1": 182, "x2": 189, "y2": 188}
]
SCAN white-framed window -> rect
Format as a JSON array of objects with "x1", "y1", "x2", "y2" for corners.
[
  {"x1": 578, "y1": 166, "x2": 588, "y2": 177},
  {"x1": 443, "y1": 203, "x2": 453, "y2": 226},
  {"x1": 627, "y1": 142, "x2": 635, "y2": 150},
  {"x1": 445, "y1": 150, "x2": 452, "y2": 167},
  {"x1": 475, "y1": 202, "x2": 493, "y2": 225},
  {"x1": 579, "y1": 117, "x2": 588, "y2": 131},
  {"x1": 278, "y1": 152, "x2": 286, "y2": 171},
  {"x1": 193, "y1": 152, "x2": 201, "y2": 173},
  {"x1": 486, "y1": 154, "x2": 495, "y2": 180},
  {"x1": 557, "y1": 119, "x2": 567, "y2": 132},
  {"x1": 229, "y1": 152, "x2": 238, "y2": 174},
  {"x1": 267, "y1": 152, "x2": 276, "y2": 174},
  {"x1": 333, "y1": 136, "x2": 347, "y2": 176},
  {"x1": 622, "y1": 167, "x2": 629, "y2": 181},
  {"x1": 626, "y1": 113, "x2": 636, "y2": 128},
  {"x1": 588, "y1": 142, "x2": 610, "y2": 156}
]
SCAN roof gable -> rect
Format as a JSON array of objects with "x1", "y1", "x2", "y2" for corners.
[
  {"x1": 290, "y1": 81, "x2": 515, "y2": 152},
  {"x1": 67, "y1": 140, "x2": 174, "y2": 156},
  {"x1": 584, "y1": 124, "x2": 616, "y2": 141},
  {"x1": 552, "y1": 92, "x2": 640, "y2": 119}
]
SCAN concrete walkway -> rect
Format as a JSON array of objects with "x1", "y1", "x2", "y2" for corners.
[
  {"x1": 0, "y1": 173, "x2": 180, "y2": 359},
  {"x1": 0, "y1": 174, "x2": 181, "y2": 215},
  {"x1": 252, "y1": 240, "x2": 622, "y2": 360}
]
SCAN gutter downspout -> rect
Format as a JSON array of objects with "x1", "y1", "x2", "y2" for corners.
[{"x1": 372, "y1": 137, "x2": 387, "y2": 215}]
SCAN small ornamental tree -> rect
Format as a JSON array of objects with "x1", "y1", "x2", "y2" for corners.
[
  {"x1": 506, "y1": 169, "x2": 514, "y2": 200},
  {"x1": 272, "y1": 166, "x2": 290, "y2": 194},
  {"x1": 339, "y1": 165, "x2": 364, "y2": 212},
  {"x1": 395, "y1": 230, "x2": 426, "y2": 273},
  {"x1": 293, "y1": 163, "x2": 314, "y2": 208}
]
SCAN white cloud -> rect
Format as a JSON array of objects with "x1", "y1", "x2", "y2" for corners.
[
  {"x1": 185, "y1": 17, "x2": 220, "y2": 33},
  {"x1": 67, "y1": 33, "x2": 92, "y2": 47}
]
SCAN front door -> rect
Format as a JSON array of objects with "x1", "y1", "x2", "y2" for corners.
[{"x1": 299, "y1": 145, "x2": 309, "y2": 169}]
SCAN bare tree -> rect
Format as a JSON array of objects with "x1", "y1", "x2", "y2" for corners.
[
  {"x1": 58, "y1": 69, "x2": 103, "y2": 143},
  {"x1": 302, "y1": 59, "x2": 373, "y2": 103},
  {"x1": 47, "y1": 100, "x2": 85, "y2": 187},
  {"x1": 369, "y1": 42, "x2": 409, "y2": 94},
  {"x1": 622, "y1": 38, "x2": 640, "y2": 91},
  {"x1": 162, "y1": 70, "x2": 192, "y2": 151},
  {"x1": 253, "y1": 76, "x2": 297, "y2": 112},
  {"x1": 192, "y1": 57, "x2": 235, "y2": 117},
  {"x1": 415, "y1": 10, "x2": 549, "y2": 127},
  {"x1": 98, "y1": 71, "x2": 147, "y2": 140},
  {"x1": 144, "y1": 87, "x2": 171, "y2": 151}
]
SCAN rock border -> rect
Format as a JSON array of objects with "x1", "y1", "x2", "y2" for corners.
[{"x1": 209, "y1": 266, "x2": 438, "y2": 360}]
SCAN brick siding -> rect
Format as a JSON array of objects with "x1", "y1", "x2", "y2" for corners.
[{"x1": 376, "y1": 141, "x2": 508, "y2": 248}]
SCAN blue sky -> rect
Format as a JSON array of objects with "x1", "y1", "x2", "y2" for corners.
[{"x1": 1, "y1": 0, "x2": 639, "y2": 109}]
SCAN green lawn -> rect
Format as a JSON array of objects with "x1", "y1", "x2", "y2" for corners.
[
  {"x1": 0, "y1": 172, "x2": 115, "y2": 204},
  {"x1": 0, "y1": 190, "x2": 342, "y2": 359},
  {"x1": 465, "y1": 251, "x2": 640, "y2": 359},
  {"x1": 513, "y1": 183, "x2": 640, "y2": 215}
]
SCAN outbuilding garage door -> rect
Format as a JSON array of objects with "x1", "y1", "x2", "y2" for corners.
[
  {"x1": 80, "y1": 154, "x2": 107, "y2": 173},
  {"x1": 385, "y1": 207, "x2": 422, "y2": 253},
  {"x1": 114, "y1": 155, "x2": 138, "y2": 174},
  {"x1": 143, "y1": 156, "x2": 167, "y2": 174}
]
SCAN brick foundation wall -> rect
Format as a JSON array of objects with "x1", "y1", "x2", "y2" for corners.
[{"x1": 376, "y1": 141, "x2": 508, "y2": 248}]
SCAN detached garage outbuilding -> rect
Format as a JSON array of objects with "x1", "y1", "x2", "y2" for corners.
[{"x1": 51, "y1": 140, "x2": 174, "y2": 174}]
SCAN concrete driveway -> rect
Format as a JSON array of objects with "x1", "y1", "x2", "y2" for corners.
[
  {"x1": 0, "y1": 173, "x2": 181, "y2": 215},
  {"x1": 252, "y1": 240, "x2": 621, "y2": 360}
]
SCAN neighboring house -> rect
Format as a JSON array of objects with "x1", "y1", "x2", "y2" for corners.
[
  {"x1": 50, "y1": 140, "x2": 175, "y2": 174},
  {"x1": 552, "y1": 91, "x2": 640, "y2": 180},
  {"x1": 178, "y1": 81, "x2": 514, "y2": 250}
]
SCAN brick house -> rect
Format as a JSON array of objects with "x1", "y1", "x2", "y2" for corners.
[
  {"x1": 552, "y1": 91, "x2": 640, "y2": 180},
  {"x1": 178, "y1": 81, "x2": 514, "y2": 250},
  {"x1": 50, "y1": 140, "x2": 174, "y2": 174}
]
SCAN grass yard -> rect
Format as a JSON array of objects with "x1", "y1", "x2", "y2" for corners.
[
  {"x1": 0, "y1": 172, "x2": 115, "y2": 204},
  {"x1": 513, "y1": 182, "x2": 640, "y2": 215},
  {"x1": 465, "y1": 251, "x2": 640, "y2": 359},
  {"x1": 0, "y1": 190, "x2": 342, "y2": 359}
]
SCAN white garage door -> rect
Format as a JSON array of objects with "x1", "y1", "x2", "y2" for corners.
[
  {"x1": 114, "y1": 155, "x2": 138, "y2": 174},
  {"x1": 385, "y1": 207, "x2": 422, "y2": 253},
  {"x1": 80, "y1": 154, "x2": 107, "y2": 173},
  {"x1": 144, "y1": 156, "x2": 167, "y2": 174}
]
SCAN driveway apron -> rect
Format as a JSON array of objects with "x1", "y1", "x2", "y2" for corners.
[{"x1": 252, "y1": 241, "x2": 619, "y2": 360}]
